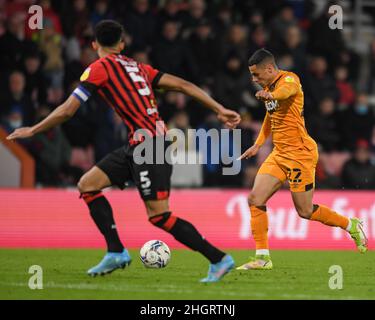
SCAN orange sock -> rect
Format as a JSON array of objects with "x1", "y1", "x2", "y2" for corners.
[
  {"x1": 310, "y1": 204, "x2": 349, "y2": 229},
  {"x1": 250, "y1": 205, "x2": 269, "y2": 250}
]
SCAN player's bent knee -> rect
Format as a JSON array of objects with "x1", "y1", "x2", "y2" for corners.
[
  {"x1": 77, "y1": 175, "x2": 99, "y2": 193},
  {"x1": 248, "y1": 192, "x2": 265, "y2": 207},
  {"x1": 296, "y1": 207, "x2": 313, "y2": 219},
  {"x1": 149, "y1": 212, "x2": 177, "y2": 231}
]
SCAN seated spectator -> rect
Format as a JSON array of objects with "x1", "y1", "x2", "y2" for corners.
[
  {"x1": 180, "y1": 0, "x2": 207, "y2": 38},
  {"x1": 334, "y1": 65, "x2": 355, "y2": 111},
  {"x1": 341, "y1": 140, "x2": 375, "y2": 190},
  {"x1": 220, "y1": 24, "x2": 249, "y2": 64},
  {"x1": 0, "y1": 71, "x2": 35, "y2": 126},
  {"x1": 214, "y1": 51, "x2": 254, "y2": 114},
  {"x1": 157, "y1": 0, "x2": 184, "y2": 33},
  {"x1": 152, "y1": 20, "x2": 197, "y2": 80},
  {"x1": 1, "y1": 105, "x2": 24, "y2": 134},
  {"x1": 36, "y1": 17, "x2": 64, "y2": 103},
  {"x1": 22, "y1": 52, "x2": 48, "y2": 107},
  {"x1": 307, "y1": 97, "x2": 341, "y2": 152},
  {"x1": 0, "y1": 13, "x2": 37, "y2": 73},
  {"x1": 268, "y1": 4, "x2": 297, "y2": 53},
  {"x1": 123, "y1": 0, "x2": 157, "y2": 50},
  {"x1": 278, "y1": 25, "x2": 306, "y2": 76},
  {"x1": 188, "y1": 18, "x2": 219, "y2": 85},
  {"x1": 90, "y1": 0, "x2": 114, "y2": 27},
  {"x1": 304, "y1": 56, "x2": 338, "y2": 115},
  {"x1": 28, "y1": 106, "x2": 82, "y2": 186},
  {"x1": 340, "y1": 93, "x2": 375, "y2": 151}
]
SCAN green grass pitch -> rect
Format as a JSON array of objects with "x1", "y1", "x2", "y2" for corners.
[{"x1": 0, "y1": 249, "x2": 374, "y2": 300}]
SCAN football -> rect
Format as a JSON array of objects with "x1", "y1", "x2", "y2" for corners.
[{"x1": 140, "y1": 240, "x2": 171, "y2": 268}]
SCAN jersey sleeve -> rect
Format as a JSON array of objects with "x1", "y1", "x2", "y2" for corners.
[
  {"x1": 271, "y1": 74, "x2": 300, "y2": 100},
  {"x1": 141, "y1": 63, "x2": 164, "y2": 88},
  {"x1": 71, "y1": 61, "x2": 108, "y2": 104},
  {"x1": 254, "y1": 112, "x2": 271, "y2": 146}
]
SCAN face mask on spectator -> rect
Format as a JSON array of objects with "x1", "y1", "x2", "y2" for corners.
[
  {"x1": 355, "y1": 104, "x2": 368, "y2": 115},
  {"x1": 9, "y1": 119, "x2": 22, "y2": 129}
]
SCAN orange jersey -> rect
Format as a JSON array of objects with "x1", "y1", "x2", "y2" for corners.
[{"x1": 255, "y1": 70, "x2": 317, "y2": 156}]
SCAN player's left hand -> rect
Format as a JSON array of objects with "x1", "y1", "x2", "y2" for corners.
[
  {"x1": 255, "y1": 90, "x2": 273, "y2": 101},
  {"x1": 217, "y1": 108, "x2": 241, "y2": 129},
  {"x1": 6, "y1": 127, "x2": 34, "y2": 140}
]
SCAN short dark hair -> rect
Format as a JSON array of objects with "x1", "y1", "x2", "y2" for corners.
[
  {"x1": 248, "y1": 48, "x2": 275, "y2": 66},
  {"x1": 94, "y1": 20, "x2": 124, "y2": 47}
]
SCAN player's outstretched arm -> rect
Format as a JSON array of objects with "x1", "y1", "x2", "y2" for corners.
[
  {"x1": 6, "y1": 95, "x2": 80, "y2": 140},
  {"x1": 238, "y1": 113, "x2": 271, "y2": 160},
  {"x1": 157, "y1": 73, "x2": 241, "y2": 129}
]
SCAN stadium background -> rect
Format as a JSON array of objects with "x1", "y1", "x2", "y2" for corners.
[{"x1": 0, "y1": 0, "x2": 375, "y2": 250}]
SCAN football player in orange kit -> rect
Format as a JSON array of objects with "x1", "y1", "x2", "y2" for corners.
[{"x1": 237, "y1": 49, "x2": 367, "y2": 270}]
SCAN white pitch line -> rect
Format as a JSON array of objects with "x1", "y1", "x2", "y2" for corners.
[{"x1": 0, "y1": 281, "x2": 364, "y2": 300}]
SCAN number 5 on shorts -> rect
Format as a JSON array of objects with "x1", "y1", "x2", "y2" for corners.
[{"x1": 140, "y1": 171, "x2": 151, "y2": 189}]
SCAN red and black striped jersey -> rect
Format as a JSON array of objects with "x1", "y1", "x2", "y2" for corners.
[{"x1": 72, "y1": 53, "x2": 166, "y2": 145}]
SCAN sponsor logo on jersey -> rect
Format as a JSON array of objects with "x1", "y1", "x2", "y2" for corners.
[
  {"x1": 285, "y1": 76, "x2": 295, "y2": 83},
  {"x1": 265, "y1": 100, "x2": 278, "y2": 113},
  {"x1": 80, "y1": 67, "x2": 91, "y2": 81}
]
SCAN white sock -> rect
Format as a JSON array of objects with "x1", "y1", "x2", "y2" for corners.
[
  {"x1": 256, "y1": 249, "x2": 270, "y2": 256},
  {"x1": 346, "y1": 218, "x2": 352, "y2": 231}
]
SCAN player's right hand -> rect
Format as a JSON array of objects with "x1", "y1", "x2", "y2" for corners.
[
  {"x1": 237, "y1": 144, "x2": 260, "y2": 160},
  {"x1": 6, "y1": 127, "x2": 34, "y2": 140},
  {"x1": 217, "y1": 108, "x2": 241, "y2": 129}
]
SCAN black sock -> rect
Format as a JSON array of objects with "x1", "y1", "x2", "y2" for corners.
[
  {"x1": 170, "y1": 218, "x2": 226, "y2": 264},
  {"x1": 150, "y1": 213, "x2": 225, "y2": 264},
  {"x1": 82, "y1": 192, "x2": 124, "y2": 253}
]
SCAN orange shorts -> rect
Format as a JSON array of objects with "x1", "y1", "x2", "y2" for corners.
[{"x1": 257, "y1": 147, "x2": 319, "y2": 192}]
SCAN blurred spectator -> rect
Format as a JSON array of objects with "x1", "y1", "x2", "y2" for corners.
[
  {"x1": 1, "y1": 105, "x2": 24, "y2": 134},
  {"x1": 0, "y1": 13, "x2": 36, "y2": 73},
  {"x1": 28, "y1": 106, "x2": 82, "y2": 186},
  {"x1": 188, "y1": 19, "x2": 219, "y2": 85},
  {"x1": 214, "y1": 51, "x2": 252, "y2": 113},
  {"x1": 132, "y1": 49, "x2": 151, "y2": 64},
  {"x1": 268, "y1": 4, "x2": 297, "y2": 53},
  {"x1": 248, "y1": 25, "x2": 267, "y2": 55},
  {"x1": 341, "y1": 140, "x2": 375, "y2": 190},
  {"x1": 308, "y1": 1, "x2": 346, "y2": 67},
  {"x1": 35, "y1": 17, "x2": 64, "y2": 103},
  {"x1": 278, "y1": 25, "x2": 306, "y2": 75},
  {"x1": 0, "y1": 71, "x2": 35, "y2": 126},
  {"x1": 368, "y1": 39, "x2": 375, "y2": 93},
  {"x1": 304, "y1": 56, "x2": 338, "y2": 115},
  {"x1": 221, "y1": 24, "x2": 249, "y2": 64},
  {"x1": 64, "y1": 46, "x2": 97, "y2": 91},
  {"x1": 340, "y1": 93, "x2": 375, "y2": 151},
  {"x1": 123, "y1": 0, "x2": 157, "y2": 50},
  {"x1": 61, "y1": 0, "x2": 91, "y2": 42},
  {"x1": 90, "y1": 0, "x2": 114, "y2": 27},
  {"x1": 180, "y1": 0, "x2": 207, "y2": 37},
  {"x1": 307, "y1": 97, "x2": 341, "y2": 152},
  {"x1": 158, "y1": 0, "x2": 184, "y2": 32},
  {"x1": 94, "y1": 109, "x2": 128, "y2": 161},
  {"x1": 212, "y1": 3, "x2": 232, "y2": 36},
  {"x1": 22, "y1": 52, "x2": 48, "y2": 107},
  {"x1": 38, "y1": 0, "x2": 62, "y2": 35},
  {"x1": 152, "y1": 20, "x2": 197, "y2": 80},
  {"x1": 334, "y1": 65, "x2": 355, "y2": 111},
  {"x1": 167, "y1": 110, "x2": 195, "y2": 152}
]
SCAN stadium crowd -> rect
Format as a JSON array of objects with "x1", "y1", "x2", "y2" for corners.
[{"x1": 1, "y1": 0, "x2": 375, "y2": 189}]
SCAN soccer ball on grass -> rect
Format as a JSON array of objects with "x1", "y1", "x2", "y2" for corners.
[{"x1": 140, "y1": 240, "x2": 171, "y2": 268}]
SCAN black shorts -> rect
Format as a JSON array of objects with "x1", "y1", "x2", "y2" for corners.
[{"x1": 96, "y1": 140, "x2": 173, "y2": 201}]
